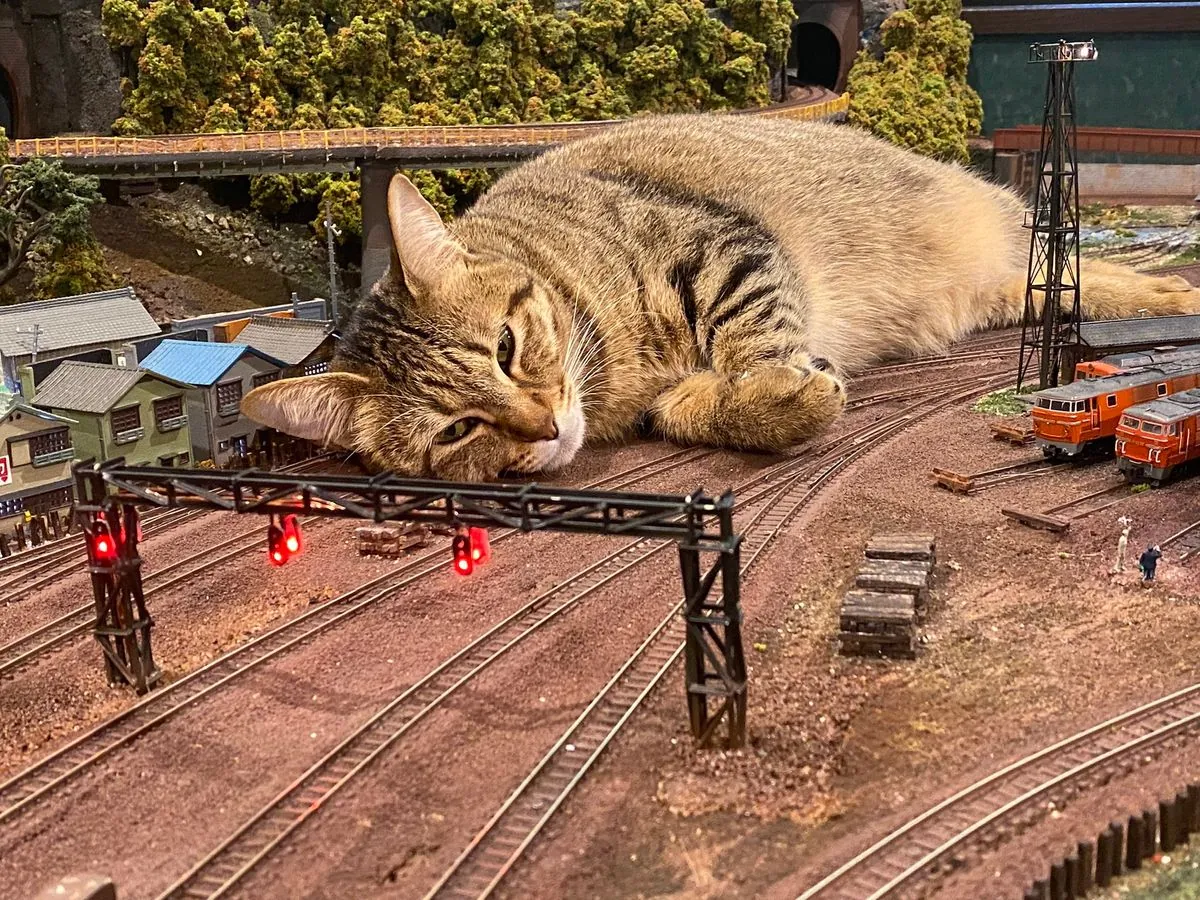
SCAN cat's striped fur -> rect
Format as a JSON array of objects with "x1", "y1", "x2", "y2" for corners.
[{"x1": 242, "y1": 113, "x2": 1200, "y2": 481}]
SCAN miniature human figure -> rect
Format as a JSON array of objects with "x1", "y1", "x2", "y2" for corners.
[
  {"x1": 1112, "y1": 525, "x2": 1131, "y2": 573},
  {"x1": 1139, "y1": 544, "x2": 1163, "y2": 584}
]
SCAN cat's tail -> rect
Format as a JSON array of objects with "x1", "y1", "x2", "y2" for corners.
[{"x1": 991, "y1": 259, "x2": 1200, "y2": 327}]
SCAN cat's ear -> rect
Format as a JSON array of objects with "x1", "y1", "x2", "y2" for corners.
[
  {"x1": 241, "y1": 373, "x2": 369, "y2": 448},
  {"x1": 388, "y1": 173, "x2": 466, "y2": 294}
]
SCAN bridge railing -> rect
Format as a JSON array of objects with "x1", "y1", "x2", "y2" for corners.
[{"x1": 11, "y1": 93, "x2": 849, "y2": 161}]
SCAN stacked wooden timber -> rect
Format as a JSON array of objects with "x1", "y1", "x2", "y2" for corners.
[
  {"x1": 355, "y1": 523, "x2": 431, "y2": 557},
  {"x1": 838, "y1": 533, "x2": 936, "y2": 660}
]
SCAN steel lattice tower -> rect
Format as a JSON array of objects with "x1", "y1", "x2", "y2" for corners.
[{"x1": 1016, "y1": 40, "x2": 1098, "y2": 391}]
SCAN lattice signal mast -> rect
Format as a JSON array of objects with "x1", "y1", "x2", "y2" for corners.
[{"x1": 1017, "y1": 39, "x2": 1098, "y2": 391}]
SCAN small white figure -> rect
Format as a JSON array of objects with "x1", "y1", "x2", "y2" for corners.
[{"x1": 1113, "y1": 525, "x2": 1131, "y2": 573}]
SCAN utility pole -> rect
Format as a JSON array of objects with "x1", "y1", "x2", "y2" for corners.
[
  {"x1": 1016, "y1": 39, "x2": 1097, "y2": 391},
  {"x1": 324, "y1": 195, "x2": 340, "y2": 326},
  {"x1": 16, "y1": 324, "x2": 42, "y2": 363}
]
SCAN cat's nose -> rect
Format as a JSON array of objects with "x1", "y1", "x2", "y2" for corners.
[{"x1": 540, "y1": 418, "x2": 560, "y2": 441}]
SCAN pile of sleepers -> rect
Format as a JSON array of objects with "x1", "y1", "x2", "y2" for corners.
[
  {"x1": 355, "y1": 522, "x2": 433, "y2": 557},
  {"x1": 838, "y1": 533, "x2": 936, "y2": 660}
]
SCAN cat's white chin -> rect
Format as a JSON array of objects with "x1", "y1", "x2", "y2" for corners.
[{"x1": 530, "y1": 401, "x2": 586, "y2": 473}]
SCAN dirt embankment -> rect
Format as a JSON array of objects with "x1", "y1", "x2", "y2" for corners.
[{"x1": 91, "y1": 184, "x2": 335, "y2": 321}]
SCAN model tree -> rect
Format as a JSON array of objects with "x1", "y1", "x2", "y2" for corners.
[
  {"x1": 0, "y1": 143, "x2": 116, "y2": 299},
  {"x1": 844, "y1": 0, "x2": 982, "y2": 163},
  {"x1": 100, "y1": 0, "x2": 795, "y2": 232}
]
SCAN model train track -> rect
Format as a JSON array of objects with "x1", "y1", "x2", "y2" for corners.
[
  {"x1": 0, "y1": 444, "x2": 718, "y2": 828},
  {"x1": 419, "y1": 373, "x2": 1013, "y2": 900},
  {"x1": 0, "y1": 515, "x2": 324, "y2": 681},
  {"x1": 1001, "y1": 479, "x2": 1146, "y2": 532},
  {"x1": 853, "y1": 346, "x2": 1021, "y2": 378},
  {"x1": 1162, "y1": 518, "x2": 1200, "y2": 562},
  {"x1": 0, "y1": 456, "x2": 337, "y2": 598},
  {"x1": 155, "y1": 371, "x2": 1010, "y2": 900},
  {"x1": 932, "y1": 456, "x2": 1069, "y2": 494},
  {"x1": 797, "y1": 679, "x2": 1200, "y2": 900}
]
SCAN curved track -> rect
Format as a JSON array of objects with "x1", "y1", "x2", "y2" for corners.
[
  {"x1": 797, "y1": 681, "x2": 1200, "y2": 899},
  {"x1": 153, "y1": 369, "x2": 1012, "y2": 900}
]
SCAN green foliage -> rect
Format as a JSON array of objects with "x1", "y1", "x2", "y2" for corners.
[
  {"x1": 846, "y1": 0, "x2": 981, "y2": 163},
  {"x1": 31, "y1": 238, "x2": 120, "y2": 299},
  {"x1": 0, "y1": 156, "x2": 108, "y2": 290},
  {"x1": 102, "y1": 0, "x2": 796, "y2": 220},
  {"x1": 971, "y1": 387, "x2": 1027, "y2": 417}
]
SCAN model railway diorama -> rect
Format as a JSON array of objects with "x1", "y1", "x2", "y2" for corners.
[{"x1": 6, "y1": 21, "x2": 1200, "y2": 900}]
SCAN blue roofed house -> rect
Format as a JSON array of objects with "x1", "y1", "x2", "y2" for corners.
[{"x1": 138, "y1": 340, "x2": 283, "y2": 466}]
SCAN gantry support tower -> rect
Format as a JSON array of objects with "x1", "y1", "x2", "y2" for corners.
[{"x1": 1017, "y1": 39, "x2": 1097, "y2": 391}]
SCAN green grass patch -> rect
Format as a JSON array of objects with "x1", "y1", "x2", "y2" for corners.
[
  {"x1": 972, "y1": 388, "x2": 1028, "y2": 416},
  {"x1": 1094, "y1": 841, "x2": 1200, "y2": 898}
]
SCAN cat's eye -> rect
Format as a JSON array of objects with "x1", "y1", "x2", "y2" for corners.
[
  {"x1": 497, "y1": 325, "x2": 515, "y2": 375},
  {"x1": 435, "y1": 418, "x2": 479, "y2": 444}
]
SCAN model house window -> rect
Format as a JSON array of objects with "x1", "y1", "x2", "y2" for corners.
[
  {"x1": 154, "y1": 396, "x2": 186, "y2": 431},
  {"x1": 111, "y1": 405, "x2": 142, "y2": 442},
  {"x1": 303, "y1": 361, "x2": 329, "y2": 376},
  {"x1": 26, "y1": 487, "x2": 72, "y2": 515},
  {"x1": 216, "y1": 380, "x2": 243, "y2": 416},
  {"x1": 252, "y1": 371, "x2": 280, "y2": 389},
  {"x1": 29, "y1": 429, "x2": 72, "y2": 465}
]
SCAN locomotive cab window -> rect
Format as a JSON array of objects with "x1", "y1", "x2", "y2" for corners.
[
  {"x1": 1158, "y1": 383, "x2": 1168, "y2": 396},
  {"x1": 1121, "y1": 415, "x2": 1139, "y2": 429},
  {"x1": 1106, "y1": 395, "x2": 1118, "y2": 407},
  {"x1": 1142, "y1": 422, "x2": 1164, "y2": 434}
]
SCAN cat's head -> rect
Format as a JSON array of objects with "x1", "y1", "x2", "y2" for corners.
[{"x1": 241, "y1": 174, "x2": 587, "y2": 481}]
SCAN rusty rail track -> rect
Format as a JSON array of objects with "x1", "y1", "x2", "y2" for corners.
[
  {"x1": 0, "y1": 445, "x2": 715, "y2": 828},
  {"x1": 932, "y1": 456, "x2": 1068, "y2": 494},
  {"x1": 422, "y1": 373, "x2": 1015, "y2": 899},
  {"x1": 154, "y1": 369, "x2": 1012, "y2": 900},
  {"x1": 798, "y1": 680, "x2": 1200, "y2": 900},
  {"x1": 1001, "y1": 479, "x2": 1145, "y2": 532}
]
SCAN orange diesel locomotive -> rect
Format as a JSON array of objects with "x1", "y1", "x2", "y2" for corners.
[
  {"x1": 1116, "y1": 387, "x2": 1200, "y2": 483},
  {"x1": 1031, "y1": 360, "x2": 1200, "y2": 457}
]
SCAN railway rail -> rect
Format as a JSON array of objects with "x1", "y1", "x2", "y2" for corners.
[
  {"x1": 0, "y1": 344, "x2": 1018, "y2": 898},
  {"x1": 797, "y1": 679, "x2": 1200, "y2": 900},
  {"x1": 154, "y1": 370, "x2": 1012, "y2": 900},
  {"x1": 932, "y1": 456, "x2": 1068, "y2": 494},
  {"x1": 1162, "y1": 518, "x2": 1200, "y2": 562},
  {"x1": 0, "y1": 443, "x2": 727, "y2": 829},
  {"x1": 1002, "y1": 479, "x2": 1143, "y2": 532}
]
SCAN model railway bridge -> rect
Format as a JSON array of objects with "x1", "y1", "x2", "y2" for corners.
[{"x1": 7, "y1": 90, "x2": 849, "y2": 292}]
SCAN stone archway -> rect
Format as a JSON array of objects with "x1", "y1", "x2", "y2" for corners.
[
  {"x1": 789, "y1": 0, "x2": 863, "y2": 93},
  {"x1": 789, "y1": 22, "x2": 842, "y2": 90}
]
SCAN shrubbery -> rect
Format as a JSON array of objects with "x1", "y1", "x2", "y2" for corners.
[
  {"x1": 845, "y1": 0, "x2": 981, "y2": 163},
  {"x1": 101, "y1": 0, "x2": 796, "y2": 232}
]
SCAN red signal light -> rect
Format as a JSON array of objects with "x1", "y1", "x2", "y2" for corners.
[
  {"x1": 91, "y1": 519, "x2": 117, "y2": 562},
  {"x1": 451, "y1": 532, "x2": 473, "y2": 576},
  {"x1": 282, "y1": 514, "x2": 303, "y2": 555},
  {"x1": 267, "y1": 518, "x2": 290, "y2": 566},
  {"x1": 468, "y1": 527, "x2": 490, "y2": 564}
]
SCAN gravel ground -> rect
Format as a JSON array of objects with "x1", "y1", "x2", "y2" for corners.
[{"x1": 8, "y1": 336, "x2": 1200, "y2": 900}]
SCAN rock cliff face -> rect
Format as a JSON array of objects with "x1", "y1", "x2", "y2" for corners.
[{"x1": 0, "y1": 0, "x2": 120, "y2": 137}]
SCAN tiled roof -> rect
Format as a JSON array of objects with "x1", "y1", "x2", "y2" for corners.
[
  {"x1": 0, "y1": 390, "x2": 76, "y2": 424},
  {"x1": 1038, "y1": 359, "x2": 1200, "y2": 400},
  {"x1": 1079, "y1": 315, "x2": 1200, "y2": 349},
  {"x1": 0, "y1": 288, "x2": 160, "y2": 358},
  {"x1": 1128, "y1": 387, "x2": 1200, "y2": 423},
  {"x1": 32, "y1": 362, "x2": 165, "y2": 414},
  {"x1": 140, "y1": 339, "x2": 274, "y2": 386},
  {"x1": 231, "y1": 316, "x2": 334, "y2": 366}
]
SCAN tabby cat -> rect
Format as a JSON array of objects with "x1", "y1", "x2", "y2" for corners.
[{"x1": 242, "y1": 114, "x2": 1200, "y2": 481}]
